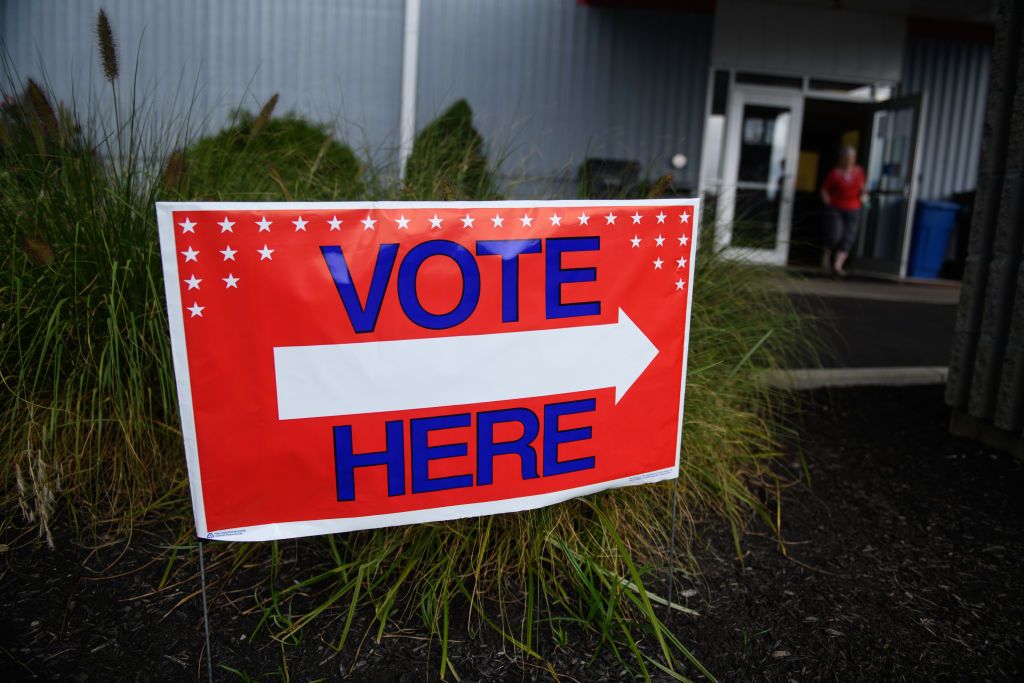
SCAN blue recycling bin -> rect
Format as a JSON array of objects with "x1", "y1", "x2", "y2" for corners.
[{"x1": 907, "y1": 200, "x2": 960, "y2": 278}]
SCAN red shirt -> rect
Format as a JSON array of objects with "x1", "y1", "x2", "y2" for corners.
[{"x1": 822, "y1": 166, "x2": 866, "y2": 211}]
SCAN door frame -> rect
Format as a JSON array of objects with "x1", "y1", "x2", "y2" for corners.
[
  {"x1": 851, "y1": 93, "x2": 926, "y2": 279},
  {"x1": 715, "y1": 84, "x2": 805, "y2": 266}
]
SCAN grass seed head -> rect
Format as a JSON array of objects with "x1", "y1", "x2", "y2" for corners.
[
  {"x1": 21, "y1": 235, "x2": 55, "y2": 266},
  {"x1": 24, "y1": 79, "x2": 58, "y2": 135},
  {"x1": 249, "y1": 93, "x2": 279, "y2": 138},
  {"x1": 647, "y1": 173, "x2": 673, "y2": 198},
  {"x1": 96, "y1": 9, "x2": 119, "y2": 83},
  {"x1": 162, "y1": 149, "x2": 185, "y2": 190}
]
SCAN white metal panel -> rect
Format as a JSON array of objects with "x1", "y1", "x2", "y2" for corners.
[
  {"x1": 900, "y1": 32, "x2": 991, "y2": 200},
  {"x1": 415, "y1": 0, "x2": 714, "y2": 196},
  {"x1": 0, "y1": 0, "x2": 405, "y2": 165}
]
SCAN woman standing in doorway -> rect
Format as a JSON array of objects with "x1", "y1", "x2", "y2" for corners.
[{"x1": 820, "y1": 145, "x2": 867, "y2": 276}]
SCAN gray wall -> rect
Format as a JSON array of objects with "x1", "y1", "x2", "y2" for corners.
[
  {"x1": 415, "y1": 0, "x2": 713, "y2": 196},
  {"x1": 0, "y1": 0, "x2": 406, "y2": 164},
  {"x1": 946, "y1": 0, "x2": 1024, "y2": 448},
  {"x1": 0, "y1": 0, "x2": 713, "y2": 195},
  {"x1": 901, "y1": 31, "x2": 992, "y2": 200}
]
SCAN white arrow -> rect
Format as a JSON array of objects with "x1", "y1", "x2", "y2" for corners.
[{"x1": 273, "y1": 308, "x2": 659, "y2": 420}]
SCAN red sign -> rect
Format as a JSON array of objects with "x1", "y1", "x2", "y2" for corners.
[{"x1": 156, "y1": 201, "x2": 699, "y2": 541}]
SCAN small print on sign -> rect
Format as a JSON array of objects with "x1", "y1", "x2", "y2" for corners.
[{"x1": 156, "y1": 200, "x2": 699, "y2": 541}]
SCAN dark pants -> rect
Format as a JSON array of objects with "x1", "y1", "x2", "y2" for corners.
[{"x1": 825, "y1": 207, "x2": 861, "y2": 252}]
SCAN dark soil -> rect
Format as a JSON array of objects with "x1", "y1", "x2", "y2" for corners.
[
  {"x1": 684, "y1": 385, "x2": 1024, "y2": 681},
  {"x1": 2, "y1": 385, "x2": 1023, "y2": 681}
]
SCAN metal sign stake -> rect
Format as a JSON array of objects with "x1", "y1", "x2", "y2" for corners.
[{"x1": 198, "y1": 540, "x2": 214, "y2": 683}]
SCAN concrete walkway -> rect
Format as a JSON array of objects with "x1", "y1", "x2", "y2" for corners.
[
  {"x1": 776, "y1": 275, "x2": 960, "y2": 305},
  {"x1": 779, "y1": 273, "x2": 960, "y2": 387}
]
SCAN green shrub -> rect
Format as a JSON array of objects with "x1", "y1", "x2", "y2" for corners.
[
  {"x1": 404, "y1": 98, "x2": 497, "y2": 199},
  {"x1": 179, "y1": 97, "x2": 364, "y2": 201},
  {"x1": 0, "y1": 78, "x2": 179, "y2": 542}
]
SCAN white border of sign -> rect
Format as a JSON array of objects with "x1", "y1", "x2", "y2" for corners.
[{"x1": 156, "y1": 199, "x2": 700, "y2": 541}]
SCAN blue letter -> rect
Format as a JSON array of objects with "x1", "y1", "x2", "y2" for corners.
[
  {"x1": 321, "y1": 243, "x2": 398, "y2": 333},
  {"x1": 477, "y1": 407, "x2": 540, "y2": 485},
  {"x1": 398, "y1": 240, "x2": 481, "y2": 329},
  {"x1": 411, "y1": 413, "x2": 473, "y2": 493},
  {"x1": 334, "y1": 421, "x2": 405, "y2": 502},
  {"x1": 476, "y1": 239, "x2": 542, "y2": 322},
  {"x1": 543, "y1": 399, "x2": 596, "y2": 476},
  {"x1": 545, "y1": 237, "x2": 600, "y2": 320}
]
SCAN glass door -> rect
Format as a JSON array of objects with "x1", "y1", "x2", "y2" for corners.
[
  {"x1": 716, "y1": 85, "x2": 804, "y2": 265},
  {"x1": 853, "y1": 95, "x2": 923, "y2": 277}
]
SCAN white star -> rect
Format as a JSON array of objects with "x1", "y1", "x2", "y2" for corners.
[
  {"x1": 220, "y1": 245, "x2": 237, "y2": 261},
  {"x1": 578, "y1": 213, "x2": 590, "y2": 225},
  {"x1": 218, "y1": 217, "x2": 234, "y2": 233},
  {"x1": 327, "y1": 216, "x2": 343, "y2": 231},
  {"x1": 394, "y1": 215, "x2": 410, "y2": 230},
  {"x1": 181, "y1": 246, "x2": 199, "y2": 262},
  {"x1": 655, "y1": 234, "x2": 665, "y2": 247},
  {"x1": 491, "y1": 214, "x2": 504, "y2": 228},
  {"x1": 184, "y1": 274, "x2": 201, "y2": 290},
  {"x1": 548, "y1": 213, "x2": 561, "y2": 227},
  {"x1": 676, "y1": 256, "x2": 687, "y2": 268},
  {"x1": 188, "y1": 302, "x2": 204, "y2": 317},
  {"x1": 256, "y1": 216, "x2": 272, "y2": 232},
  {"x1": 428, "y1": 214, "x2": 443, "y2": 230},
  {"x1": 363, "y1": 215, "x2": 378, "y2": 231},
  {"x1": 223, "y1": 273, "x2": 239, "y2": 288},
  {"x1": 293, "y1": 216, "x2": 308, "y2": 231},
  {"x1": 680, "y1": 212, "x2": 691, "y2": 224},
  {"x1": 678, "y1": 234, "x2": 689, "y2": 246},
  {"x1": 656, "y1": 212, "x2": 666, "y2": 224},
  {"x1": 179, "y1": 218, "x2": 196, "y2": 234},
  {"x1": 631, "y1": 212, "x2": 642, "y2": 224},
  {"x1": 605, "y1": 212, "x2": 617, "y2": 225},
  {"x1": 519, "y1": 214, "x2": 533, "y2": 228},
  {"x1": 653, "y1": 257, "x2": 664, "y2": 270},
  {"x1": 461, "y1": 213, "x2": 475, "y2": 228},
  {"x1": 675, "y1": 279, "x2": 686, "y2": 291},
  {"x1": 258, "y1": 244, "x2": 274, "y2": 261},
  {"x1": 630, "y1": 235, "x2": 641, "y2": 248}
]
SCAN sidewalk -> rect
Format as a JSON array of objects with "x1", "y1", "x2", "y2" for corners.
[{"x1": 770, "y1": 272, "x2": 960, "y2": 388}]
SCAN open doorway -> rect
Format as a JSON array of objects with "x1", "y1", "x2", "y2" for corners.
[{"x1": 788, "y1": 98, "x2": 872, "y2": 267}]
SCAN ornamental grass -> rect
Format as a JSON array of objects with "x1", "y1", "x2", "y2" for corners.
[{"x1": 0, "y1": 13, "x2": 808, "y2": 680}]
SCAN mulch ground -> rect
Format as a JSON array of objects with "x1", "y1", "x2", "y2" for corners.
[{"x1": 2, "y1": 385, "x2": 1023, "y2": 681}]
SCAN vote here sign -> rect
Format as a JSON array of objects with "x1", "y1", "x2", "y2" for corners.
[{"x1": 155, "y1": 200, "x2": 699, "y2": 541}]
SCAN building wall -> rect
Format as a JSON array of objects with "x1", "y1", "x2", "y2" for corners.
[
  {"x1": 415, "y1": 0, "x2": 713, "y2": 196},
  {"x1": 901, "y1": 31, "x2": 992, "y2": 200},
  {"x1": 0, "y1": 0, "x2": 406, "y2": 164},
  {"x1": 0, "y1": 1, "x2": 988, "y2": 203},
  {"x1": 712, "y1": 0, "x2": 906, "y2": 82},
  {"x1": 0, "y1": 0, "x2": 712, "y2": 195},
  {"x1": 946, "y1": 0, "x2": 1024, "y2": 449}
]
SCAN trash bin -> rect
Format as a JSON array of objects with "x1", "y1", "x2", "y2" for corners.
[{"x1": 907, "y1": 200, "x2": 960, "y2": 278}]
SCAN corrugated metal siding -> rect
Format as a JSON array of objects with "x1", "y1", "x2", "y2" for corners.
[
  {"x1": 946, "y1": 0, "x2": 1024, "y2": 447},
  {"x1": 901, "y1": 32, "x2": 992, "y2": 200},
  {"x1": 415, "y1": 0, "x2": 713, "y2": 196},
  {"x1": 0, "y1": 0, "x2": 405, "y2": 164}
]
